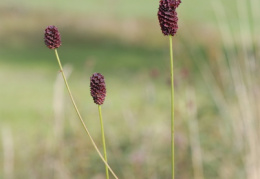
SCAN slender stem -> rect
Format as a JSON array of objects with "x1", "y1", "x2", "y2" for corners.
[
  {"x1": 98, "y1": 105, "x2": 109, "y2": 179},
  {"x1": 169, "y1": 36, "x2": 175, "y2": 179},
  {"x1": 54, "y1": 49, "x2": 118, "y2": 179}
]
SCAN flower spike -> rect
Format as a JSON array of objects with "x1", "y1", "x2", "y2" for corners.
[
  {"x1": 44, "y1": 25, "x2": 61, "y2": 49},
  {"x1": 158, "y1": 0, "x2": 181, "y2": 36},
  {"x1": 90, "y1": 73, "x2": 106, "y2": 105}
]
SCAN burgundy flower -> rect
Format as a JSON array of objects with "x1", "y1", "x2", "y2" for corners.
[
  {"x1": 169, "y1": 0, "x2": 181, "y2": 9},
  {"x1": 158, "y1": 0, "x2": 181, "y2": 36},
  {"x1": 90, "y1": 73, "x2": 106, "y2": 105},
  {"x1": 44, "y1": 25, "x2": 61, "y2": 49}
]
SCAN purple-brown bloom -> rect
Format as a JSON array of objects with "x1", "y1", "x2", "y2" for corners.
[
  {"x1": 90, "y1": 73, "x2": 106, "y2": 105},
  {"x1": 158, "y1": 0, "x2": 181, "y2": 36},
  {"x1": 44, "y1": 25, "x2": 61, "y2": 49}
]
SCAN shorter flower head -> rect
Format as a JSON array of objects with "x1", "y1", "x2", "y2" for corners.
[
  {"x1": 157, "y1": 0, "x2": 181, "y2": 36},
  {"x1": 44, "y1": 25, "x2": 61, "y2": 49},
  {"x1": 90, "y1": 73, "x2": 106, "y2": 105}
]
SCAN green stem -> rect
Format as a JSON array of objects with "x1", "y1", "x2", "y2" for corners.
[
  {"x1": 98, "y1": 105, "x2": 109, "y2": 179},
  {"x1": 54, "y1": 49, "x2": 118, "y2": 179},
  {"x1": 169, "y1": 36, "x2": 174, "y2": 179}
]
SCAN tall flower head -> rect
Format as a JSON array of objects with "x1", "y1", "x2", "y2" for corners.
[
  {"x1": 90, "y1": 73, "x2": 106, "y2": 105},
  {"x1": 157, "y1": 0, "x2": 181, "y2": 36},
  {"x1": 44, "y1": 25, "x2": 61, "y2": 49}
]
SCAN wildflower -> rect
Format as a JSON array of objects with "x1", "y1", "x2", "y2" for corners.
[
  {"x1": 44, "y1": 25, "x2": 61, "y2": 49},
  {"x1": 157, "y1": 0, "x2": 181, "y2": 36},
  {"x1": 90, "y1": 73, "x2": 106, "y2": 105}
]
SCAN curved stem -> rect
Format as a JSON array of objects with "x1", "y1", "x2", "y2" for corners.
[
  {"x1": 98, "y1": 105, "x2": 109, "y2": 179},
  {"x1": 169, "y1": 36, "x2": 175, "y2": 179},
  {"x1": 54, "y1": 49, "x2": 118, "y2": 179}
]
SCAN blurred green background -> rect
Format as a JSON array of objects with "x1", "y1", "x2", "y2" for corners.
[{"x1": 1, "y1": 0, "x2": 260, "y2": 178}]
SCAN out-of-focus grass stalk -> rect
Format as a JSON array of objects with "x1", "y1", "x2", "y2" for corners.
[
  {"x1": 169, "y1": 35, "x2": 175, "y2": 179},
  {"x1": 53, "y1": 64, "x2": 72, "y2": 143},
  {"x1": 186, "y1": 88, "x2": 204, "y2": 179},
  {"x1": 237, "y1": 0, "x2": 259, "y2": 178},
  {"x1": 53, "y1": 65, "x2": 72, "y2": 179},
  {"x1": 2, "y1": 127, "x2": 14, "y2": 179},
  {"x1": 212, "y1": 0, "x2": 260, "y2": 178},
  {"x1": 211, "y1": 0, "x2": 244, "y2": 147},
  {"x1": 98, "y1": 105, "x2": 109, "y2": 179},
  {"x1": 54, "y1": 49, "x2": 118, "y2": 179}
]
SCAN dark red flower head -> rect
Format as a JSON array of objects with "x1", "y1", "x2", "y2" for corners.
[
  {"x1": 44, "y1": 25, "x2": 61, "y2": 49},
  {"x1": 90, "y1": 73, "x2": 106, "y2": 105},
  {"x1": 169, "y1": 0, "x2": 181, "y2": 9},
  {"x1": 158, "y1": 0, "x2": 181, "y2": 36}
]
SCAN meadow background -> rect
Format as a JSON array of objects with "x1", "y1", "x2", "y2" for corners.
[{"x1": 1, "y1": 0, "x2": 260, "y2": 178}]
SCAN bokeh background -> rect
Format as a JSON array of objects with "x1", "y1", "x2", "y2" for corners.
[{"x1": 1, "y1": 0, "x2": 260, "y2": 178}]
